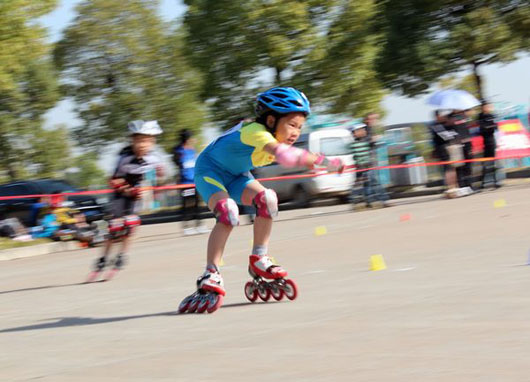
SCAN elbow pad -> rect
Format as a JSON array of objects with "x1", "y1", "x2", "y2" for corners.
[{"x1": 275, "y1": 144, "x2": 309, "y2": 168}]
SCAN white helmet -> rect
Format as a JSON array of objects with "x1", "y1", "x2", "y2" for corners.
[
  {"x1": 352, "y1": 123, "x2": 367, "y2": 131},
  {"x1": 128, "y1": 120, "x2": 163, "y2": 136}
]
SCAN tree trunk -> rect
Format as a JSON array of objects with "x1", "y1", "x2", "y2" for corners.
[
  {"x1": 472, "y1": 62, "x2": 484, "y2": 101},
  {"x1": 275, "y1": 67, "x2": 282, "y2": 84}
]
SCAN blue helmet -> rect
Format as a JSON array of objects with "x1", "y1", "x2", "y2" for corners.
[{"x1": 255, "y1": 87, "x2": 311, "y2": 118}]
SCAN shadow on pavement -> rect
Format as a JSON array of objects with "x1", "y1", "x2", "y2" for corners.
[
  {"x1": 0, "y1": 311, "x2": 179, "y2": 333},
  {"x1": 0, "y1": 282, "x2": 87, "y2": 296}
]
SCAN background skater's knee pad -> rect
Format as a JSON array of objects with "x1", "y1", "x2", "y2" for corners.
[
  {"x1": 108, "y1": 218, "x2": 126, "y2": 239},
  {"x1": 124, "y1": 215, "x2": 141, "y2": 235},
  {"x1": 253, "y1": 189, "x2": 278, "y2": 218},
  {"x1": 214, "y1": 198, "x2": 239, "y2": 226}
]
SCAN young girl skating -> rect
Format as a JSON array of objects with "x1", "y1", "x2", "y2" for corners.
[{"x1": 178, "y1": 87, "x2": 343, "y2": 313}]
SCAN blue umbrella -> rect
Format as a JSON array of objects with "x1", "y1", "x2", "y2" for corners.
[{"x1": 427, "y1": 89, "x2": 481, "y2": 110}]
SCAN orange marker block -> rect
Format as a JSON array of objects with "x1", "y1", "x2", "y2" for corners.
[{"x1": 400, "y1": 213, "x2": 411, "y2": 222}]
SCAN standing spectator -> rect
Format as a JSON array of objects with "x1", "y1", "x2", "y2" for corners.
[
  {"x1": 349, "y1": 124, "x2": 389, "y2": 208},
  {"x1": 173, "y1": 129, "x2": 209, "y2": 235},
  {"x1": 430, "y1": 110, "x2": 458, "y2": 192},
  {"x1": 448, "y1": 110, "x2": 474, "y2": 191},
  {"x1": 363, "y1": 112, "x2": 380, "y2": 145},
  {"x1": 478, "y1": 101, "x2": 500, "y2": 189}
]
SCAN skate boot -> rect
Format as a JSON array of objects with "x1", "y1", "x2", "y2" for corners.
[
  {"x1": 244, "y1": 255, "x2": 298, "y2": 303},
  {"x1": 178, "y1": 268, "x2": 225, "y2": 314},
  {"x1": 104, "y1": 253, "x2": 126, "y2": 281},
  {"x1": 86, "y1": 256, "x2": 106, "y2": 283}
]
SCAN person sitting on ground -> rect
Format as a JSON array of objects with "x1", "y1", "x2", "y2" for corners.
[{"x1": 0, "y1": 212, "x2": 32, "y2": 242}]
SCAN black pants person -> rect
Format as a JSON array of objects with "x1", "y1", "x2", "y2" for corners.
[
  {"x1": 481, "y1": 144, "x2": 498, "y2": 187},
  {"x1": 457, "y1": 141, "x2": 473, "y2": 188},
  {"x1": 181, "y1": 187, "x2": 200, "y2": 228}
]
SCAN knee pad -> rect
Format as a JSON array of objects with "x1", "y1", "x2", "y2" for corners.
[
  {"x1": 109, "y1": 218, "x2": 125, "y2": 233},
  {"x1": 214, "y1": 198, "x2": 239, "y2": 226},
  {"x1": 253, "y1": 189, "x2": 278, "y2": 219},
  {"x1": 108, "y1": 218, "x2": 126, "y2": 239},
  {"x1": 124, "y1": 215, "x2": 141, "y2": 235}
]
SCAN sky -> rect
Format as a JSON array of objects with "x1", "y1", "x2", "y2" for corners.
[{"x1": 39, "y1": 0, "x2": 530, "y2": 171}]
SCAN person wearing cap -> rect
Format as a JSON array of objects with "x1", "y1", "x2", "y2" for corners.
[
  {"x1": 173, "y1": 129, "x2": 210, "y2": 235},
  {"x1": 349, "y1": 123, "x2": 389, "y2": 208},
  {"x1": 88, "y1": 120, "x2": 165, "y2": 280}
]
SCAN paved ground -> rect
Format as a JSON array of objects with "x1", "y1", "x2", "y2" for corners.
[{"x1": 2, "y1": 183, "x2": 530, "y2": 381}]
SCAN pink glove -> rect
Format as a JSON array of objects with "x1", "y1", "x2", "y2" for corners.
[{"x1": 315, "y1": 155, "x2": 344, "y2": 173}]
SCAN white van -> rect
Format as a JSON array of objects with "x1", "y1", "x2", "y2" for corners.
[{"x1": 253, "y1": 128, "x2": 355, "y2": 207}]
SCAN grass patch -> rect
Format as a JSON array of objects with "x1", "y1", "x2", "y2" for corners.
[{"x1": 0, "y1": 238, "x2": 51, "y2": 251}]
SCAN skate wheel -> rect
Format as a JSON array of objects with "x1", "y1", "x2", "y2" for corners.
[
  {"x1": 104, "y1": 269, "x2": 118, "y2": 282},
  {"x1": 284, "y1": 279, "x2": 298, "y2": 300},
  {"x1": 207, "y1": 294, "x2": 223, "y2": 313},
  {"x1": 85, "y1": 271, "x2": 100, "y2": 283},
  {"x1": 257, "y1": 285, "x2": 271, "y2": 301},
  {"x1": 187, "y1": 294, "x2": 200, "y2": 313},
  {"x1": 197, "y1": 294, "x2": 210, "y2": 313},
  {"x1": 270, "y1": 283, "x2": 284, "y2": 301},
  {"x1": 178, "y1": 294, "x2": 194, "y2": 313},
  {"x1": 244, "y1": 281, "x2": 258, "y2": 302}
]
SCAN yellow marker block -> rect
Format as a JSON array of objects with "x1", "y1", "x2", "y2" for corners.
[
  {"x1": 219, "y1": 258, "x2": 225, "y2": 267},
  {"x1": 270, "y1": 257, "x2": 277, "y2": 265},
  {"x1": 314, "y1": 226, "x2": 328, "y2": 236},
  {"x1": 370, "y1": 255, "x2": 387, "y2": 271},
  {"x1": 494, "y1": 199, "x2": 506, "y2": 208}
]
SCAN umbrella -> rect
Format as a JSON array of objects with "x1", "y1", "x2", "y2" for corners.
[{"x1": 427, "y1": 89, "x2": 481, "y2": 110}]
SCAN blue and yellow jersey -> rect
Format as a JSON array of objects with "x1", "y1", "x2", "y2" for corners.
[{"x1": 201, "y1": 122, "x2": 277, "y2": 175}]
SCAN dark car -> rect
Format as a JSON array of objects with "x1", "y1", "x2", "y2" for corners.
[{"x1": 0, "y1": 179, "x2": 106, "y2": 226}]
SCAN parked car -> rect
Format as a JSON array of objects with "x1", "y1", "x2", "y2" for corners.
[
  {"x1": 0, "y1": 179, "x2": 106, "y2": 226},
  {"x1": 253, "y1": 128, "x2": 355, "y2": 207}
]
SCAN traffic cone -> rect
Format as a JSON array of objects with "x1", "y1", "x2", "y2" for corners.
[
  {"x1": 370, "y1": 254, "x2": 387, "y2": 271},
  {"x1": 314, "y1": 226, "x2": 327, "y2": 236},
  {"x1": 494, "y1": 199, "x2": 506, "y2": 208},
  {"x1": 400, "y1": 213, "x2": 411, "y2": 222}
]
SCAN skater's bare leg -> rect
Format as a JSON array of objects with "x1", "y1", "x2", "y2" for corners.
[
  {"x1": 120, "y1": 235, "x2": 131, "y2": 254},
  {"x1": 241, "y1": 181, "x2": 271, "y2": 248},
  {"x1": 102, "y1": 238, "x2": 112, "y2": 257},
  {"x1": 206, "y1": 191, "x2": 234, "y2": 268}
]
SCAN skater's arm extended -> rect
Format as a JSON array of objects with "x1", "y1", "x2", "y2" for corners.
[{"x1": 263, "y1": 142, "x2": 344, "y2": 173}]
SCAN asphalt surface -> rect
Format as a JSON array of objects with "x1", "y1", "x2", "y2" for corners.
[{"x1": 2, "y1": 182, "x2": 530, "y2": 381}]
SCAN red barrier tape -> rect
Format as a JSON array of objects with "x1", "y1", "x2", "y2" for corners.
[{"x1": 0, "y1": 154, "x2": 528, "y2": 201}]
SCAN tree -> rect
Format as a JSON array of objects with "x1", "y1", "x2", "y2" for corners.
[
  {"x1": 0, "y1": 0, "x2": 60, "y2": 180},
  {"x1": 305, "y1": 0, "x2": 386, "y2": 116},
  {"x1": 54, "y1": 0, "x2": 206, "y2": 152},
  {"x1": 377, "y1": 0, "x2": 530, "y2": 100},
  {"x1": 65, "y1": 153, "x2": 106, "y2": 189},
  {"x1": 439, "y1": 74, "x2": 482, "y2": 99},
  {"x1": 184, "y1": 0, "x2": 384, "y2": 124},
  {"x1": 30, "y1": 125, "x2": 71, "y2": 178}
]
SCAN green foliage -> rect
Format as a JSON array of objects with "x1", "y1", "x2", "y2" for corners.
[
  {"x1": 65, "y1": 152, "x2": 107, "y2": 189},
  {"x1": 30, "y1": 125, "x2": 71, "y2": 178},
  {"x1": 0, "y1": 0, "x2": 60, "y2": 180},
  {"x1": 184, "y1": 0, "x2": 384, "y2": 124},
  {"x1": 377, "y1": 0, "x2": 530, "y2": 99},
  {"x1": 54, "y1": 0, "x2": 206, "y2": 152},
  {"x1": 439, "y1": 74, "x2": 482, "y2": 99}
]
